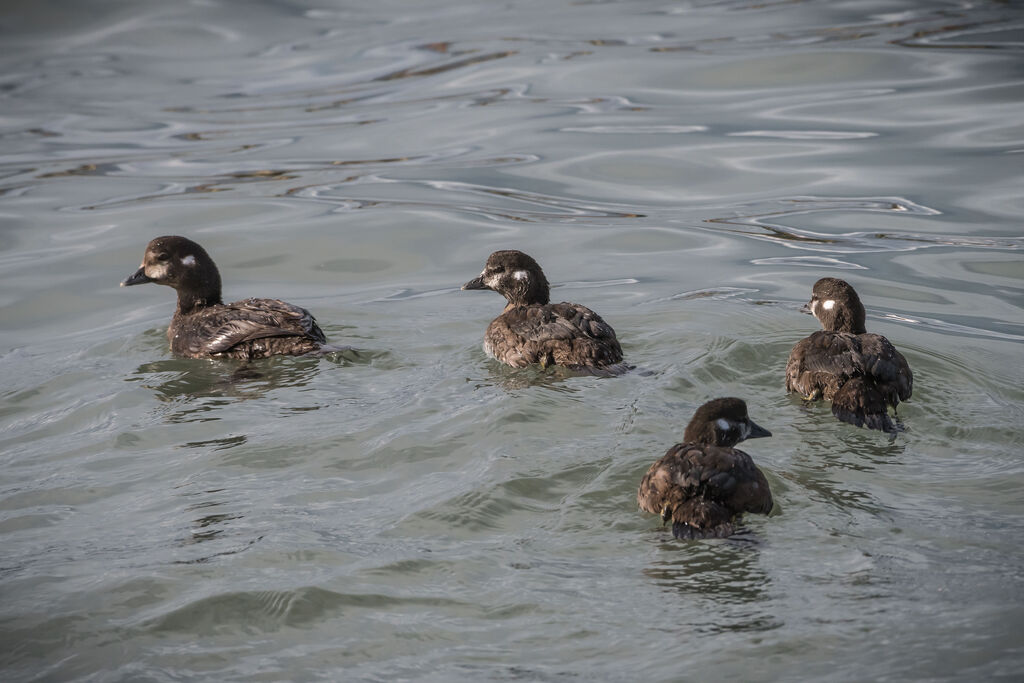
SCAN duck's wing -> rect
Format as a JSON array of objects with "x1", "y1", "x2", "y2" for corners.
[
  {"x1": 488, "y1": 302, "x2": 622, "y2": 367},
  {"x1": 724, "y1": 447, "x2": 774, "y2": 515},
  {"x1": 791, "y1": 331, "x2": 863, "y2": 376},
  {"x1": 830, "y1": 377, "x2": 896, "y2": 432},
  {"x1": 501, "y1": 302, "x2": 618, "y2": 341},
  {"x1": 786, "y1": 331, "x2": 862, "y2": 398},
  {"x1": 637, "y1": 444, "x2": 772, "y2": 518},
  {"x1": 857, "y1": 333, "x2": 913, "y2": 401},
  {"x1": 200, "y1": 298, "x2": 326, "y2": 355}
]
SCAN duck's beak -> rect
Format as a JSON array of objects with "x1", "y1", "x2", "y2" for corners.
[
  {"x1": 800, "y1": 298, "x2": 813, "y2": 315},
  {"x1": 462, "y1": 275, "x2": 488, "y2": 291},
  {"x1": 121, "y1": 266, "x2": 152, "y2": 287},
  {"x1": 747, "y1": 421, "x2": 772, "y2": 439}
]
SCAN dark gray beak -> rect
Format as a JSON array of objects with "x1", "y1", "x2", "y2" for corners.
[
  {"x1": 462, "y1": 275, "x2": 488, "y2": 291},
  {"x1": 121, "y1": 267, "x2": 152, "y2": 287},
  {"x1": 800, "y1": 299, "x2": 813, "y2": 315},
  {"x1": 747, "y1": 421, "x2": 772, "y2": 439}
]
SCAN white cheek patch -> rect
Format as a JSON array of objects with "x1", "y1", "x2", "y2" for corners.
[
  {"x1": 181, "y1": 255, "x2": 196, "y2": 267},
  {"x1": 513, "y1": 269, "x2": 529, "y2": 281},
  {"x1": 484, "y1": 272, "x2": 502, "y2": 289},
  {"x1": 716, "y1": 418, "x2": 731, "y2": 432},
  {"x1": 741, "y1": 422, "x2": 751, "y2": 439},
  {"x1": 823, "y1": 299, "x2": 835, "y2": 310},
  {"x1": 146, "y1": 264, "x2": 168, "y2": 280}
]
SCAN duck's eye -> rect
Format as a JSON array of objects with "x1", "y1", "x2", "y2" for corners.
[{"x1": 156, "y1": 252, "x2": 170, "y2": 262}]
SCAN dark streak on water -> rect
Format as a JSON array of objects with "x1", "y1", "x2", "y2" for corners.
[{"x1": 1, "y1": 0, "x2": 1023, "y2": 681}]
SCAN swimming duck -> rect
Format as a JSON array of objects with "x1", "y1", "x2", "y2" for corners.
[
  {"x1": 461, "y1": 250, "x2": 624, "y2": 373},
  {"x1": 638, "y1": 398, "x2": 774, "y2": 540},
  {"x1": 786, "y1": 277, "x2": 913, "y2": 432},
  {"x1": 121, "y1": 235, "x2": 326, "y2": 359}
]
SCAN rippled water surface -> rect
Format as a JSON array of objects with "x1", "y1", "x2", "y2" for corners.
[{"x1": 2, "y1": 0, "x2": 1023, "y2": 680}]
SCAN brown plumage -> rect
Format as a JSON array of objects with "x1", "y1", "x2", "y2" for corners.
[
  {"x1": 637, "y1": 398, "x2": 774, "y2": 540},
  {"x1": 462, "y1": 250, "x2": 624, "y2": 373},
  {"x1": 121, "y1": 235, "x2": 326, "y2": 359},
  {"x1": 785, "y1": 277, "x2": 912, "y2": 432}
]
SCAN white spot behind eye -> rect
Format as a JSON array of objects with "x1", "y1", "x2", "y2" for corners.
[
  {"x1": 513, "y1": 270, "x2": 529, "y2": 281},
  {"x1": 823, "y1": 299, "x2": 835, "y2": 310},
  {"x1": 716, "y1": 418, "x2": 731, "y2": 431},
  {"x1": 181, "y1": 255, "x2": 196, "y2": 266}
]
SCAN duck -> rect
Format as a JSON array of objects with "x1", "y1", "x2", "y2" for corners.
[
  {"x1": 785, "y1": 277, "x2": 913, "y2": 432},
  {"x1": 637, "y1": 398, "x2": 774, "y2": 540},
  {"x1": 461, "y1": 250, "x2": 625, "y2": 373},
  {"x1": 121, "y1": 235, "x2": 326, "y2": 359}
]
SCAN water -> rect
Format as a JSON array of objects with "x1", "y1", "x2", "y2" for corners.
[{"x1": 2, "y1": 0, "x2": 1023, "y2": 679}]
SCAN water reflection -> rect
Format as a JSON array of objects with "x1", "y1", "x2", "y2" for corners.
[
  {"x1": 185, "y1": 508, "x2": 241, "y2": 544},
  {"x1": 171, "y1": 480, "x2": 259, "y2": 563},
  {"x1": 127, "y1": 345, "x2": 368, "y2": 408},
  {"x1": 705, "y1": 195, "x2": 1023, "y2": 254},
  {"x1": 479, "y1": 359, "x2": 630, "y2": 392},
  {"x1": 129, "y1": 357, "x2": 319, "y2": 401},
  {"x1": 287, "y1": 177, "x2": 647, "y2": 224},
  {"x1": 2, "y1": 0, "x2": 1022, "y2": 678},
  {"x1": 643, "y1": 540, "x2": 778, "y2": 632}
]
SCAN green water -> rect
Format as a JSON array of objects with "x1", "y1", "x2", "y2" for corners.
[{"x1": 2, "y1": 0, "x2": 1023, "y2": 680}]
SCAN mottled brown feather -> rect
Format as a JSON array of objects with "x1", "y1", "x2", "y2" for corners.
[
  {"x1": 484, "y1": 302, "x2": 623, "y2": 369},
  {"x1": 638, "y1": 443, "x2": 773, "y2": 539},
  {"x1": 172, "y1": 298, "x2": 326, "y2": 359},
  {"x1": 787, "y1": 278, "x2": 913, "y2": 431}
]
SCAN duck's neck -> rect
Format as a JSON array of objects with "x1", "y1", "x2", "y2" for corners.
[
  {"x1": 825, "y1": 309, "x2": 866, "y2": 335},
  {"x1": 504, "y1": 283, "x2": 550, "y2": 308},
  {"x1": 176, "y1": 289, "x2": 223, "y2": 315}
]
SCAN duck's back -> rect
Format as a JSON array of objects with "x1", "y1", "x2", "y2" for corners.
[
  {"x1": 637, "y1": 442, "x2": 773, "y2": 539},
  {"x1": 170, "y1": 297, "x2": 326, "y2": 359},
  {"x1": 484, "y1": 301, "x2": 623, "y2": 370},
  {"x1": 787, "y1": 330, "x2": 912, "y2": 430}
]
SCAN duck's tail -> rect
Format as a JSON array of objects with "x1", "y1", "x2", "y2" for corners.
[{"x1": 831, "y1": 377, "x2": 897, "y2": 433}]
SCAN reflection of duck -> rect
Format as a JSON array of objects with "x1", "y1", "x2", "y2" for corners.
[
  {"x1": 462, "y1": 250, "x2": 625, "y2": 374},
  {"x1": 638, "y1": 398, "x2": 774, "y2": 540},
  {"x1": 786, "y1": 278, "x2": 913, "y2": 432},
  {"x1": 130, "y1": 357, "x2": 322, "y2": 422},
  {"x1": 122, "y1": 235, "x2": 326, "y2": 359},
  {"x1": 643, "y1": 545, "x2": 772, "y2": 613}
]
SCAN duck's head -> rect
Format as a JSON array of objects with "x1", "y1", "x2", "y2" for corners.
[
  {"x1": 801, "y1": 277, "x2": 867, "y2": 334},
  {"x1": 462, "y1": 250, "x2": 550, "y2": 306},
  {"x1": 683, "y1": 397, "x2": 772, "y2": 448},
  {"x1": 122, "y1": 235, "x2": 223, "y2": 309}
]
